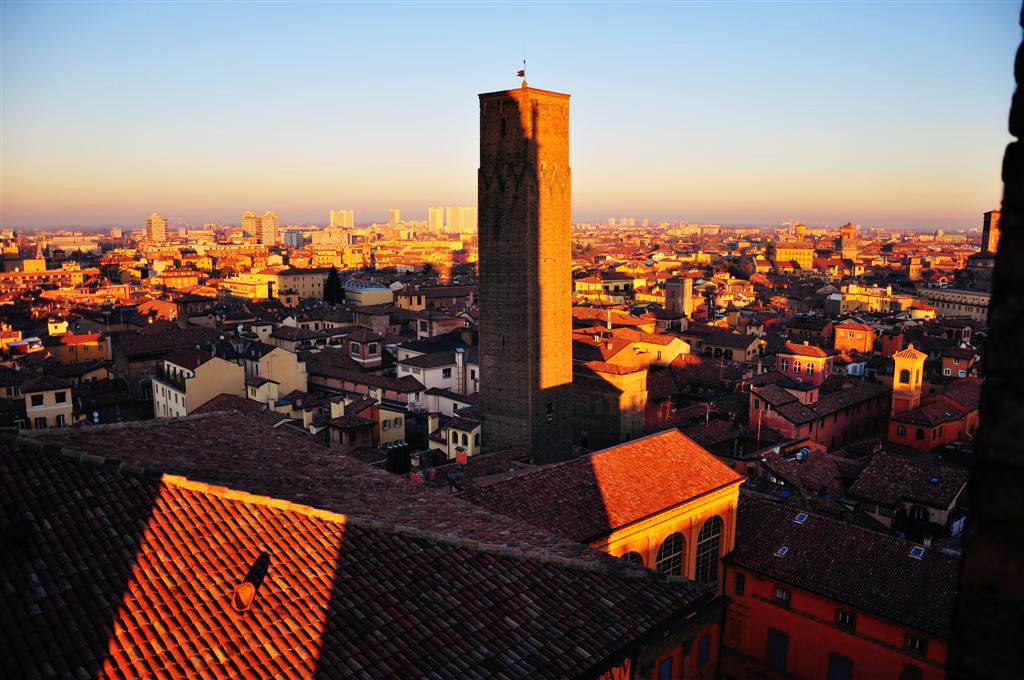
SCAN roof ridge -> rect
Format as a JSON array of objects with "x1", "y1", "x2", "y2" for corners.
[{"x1": 1, "y1": 429, "x2": 680, "y2": 584}]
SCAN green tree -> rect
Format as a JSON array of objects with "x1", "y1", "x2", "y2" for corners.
[{"x1": 324, "y1": 266, "x2": 344, "y2": 304}]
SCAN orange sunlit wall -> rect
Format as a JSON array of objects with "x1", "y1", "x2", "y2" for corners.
[{"x1": 721, "y1": 563, "x2": 946, "y2": 680}]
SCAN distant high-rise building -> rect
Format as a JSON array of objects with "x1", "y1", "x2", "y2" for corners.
[
  {"x1": 478, "y1": 84, "x2": 573, "y2": 464},
  {"x1": 641, "y1": 217, "x2": 649, "y2": 227},
  {"x1": 608, "y1": 217, "x2": 616, "y2": 227},
  {"x1": 388, "y1": 208, "x2": 401, "y2": 228},
  {"x1": 241, "y1": 211, "x2": 260, "y2": 235},
  {"x1": 259, "y1": 210, "x2": 278, "y2": 245},
  {"x1": 794, "y1": 223, "x2": 807, "y2": 240},
  {"x1": 329, "y1": 209, "x2": 355, "y2": 229},
  {"x1": 427, "y1": 207, "x2": 445, "y2": 230},
  {"x1": 447, "y1": 206, "x2": 477, "y2": 232},
  {"x1": 110, "y1": 227, "x2": 123, "y2": 238},
  {"x1": 983, "y1": 209, "x2": 1001, "y2": 253},
  {"x1": 838, "y1": 222, "x2": 859, "y2": 259},
  {"x1": 146, "y1": 213, "x2": 167, "y2": 242}
]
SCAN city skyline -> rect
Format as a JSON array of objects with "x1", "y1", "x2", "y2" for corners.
[{"x1": 1, "y1": 1, "x2": 1016, "y2": 229}]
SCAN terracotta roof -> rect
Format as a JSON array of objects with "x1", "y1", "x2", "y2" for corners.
[
  {"x1": 116, "y1": 326, "x2": 222, "y2": 359},
  {"x1": 835, "y1": 320, "x2": 874, "y2": 332},
  {"x1": 849, "y1": 453, "x2": 969, "y2": 507},
  {"x1": 890, "y1": 400, "x2": 967, "y2": 427},
  {"x1": 892, "y1": 343, "x2": 928, "y2": 361},
  {"x1": 459, "y1": 430, "x2": 743, "y2": 543},
  {"x1": 19, "y1": 374, "x2": 73, "y2": 393},
  {"x1": 163, "y1": 348, "x2": 214, "y2": 371},
  {"x1": 779, "y1": 340, "x2": 829, "y2": 358},
  {"x1": 0, "y1": 424, "x2": 711, "y2": 678},
  {"x1": 399, "y1": 350, "x2": 456, "y2": 369},
  {"x1": 192, "y1": 393, "x2": 267, "y2": 416},
  {"x1": 22, "y1": 414, "x2": 636, "y2": 568},
  {"x1": 726, "y1": 498, "x2": 958, "y2": 638}
]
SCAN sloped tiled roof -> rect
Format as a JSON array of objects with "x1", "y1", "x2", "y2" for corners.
[
  {"x1": 892, "y1": 343, "x2": 928, "y2": 361},
  {"x1": 849, "y1": 453, "x2": 969, "y2": 507},
  {"x1": 1, "y1": 428, "x2": 711, "y2": 678},
  {"x1": 779, "y1": 340, "x2": 829, "y2": 358},
  {"x1": 726, "y1": 497, "x2": 958, "y2": 638},
  {"x1": 459, "y1": 430, "x2": 743, "y2": 543}
]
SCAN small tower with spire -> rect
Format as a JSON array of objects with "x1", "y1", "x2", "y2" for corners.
[{"x1": 891, "y1": 343, "x2": 927, "y2": 416}]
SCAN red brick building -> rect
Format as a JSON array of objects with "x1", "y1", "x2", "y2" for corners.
[{"x1": 722, "y1": 498, "x2": 957, "y2": 680}]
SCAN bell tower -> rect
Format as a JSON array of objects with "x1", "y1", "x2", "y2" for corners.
[{"x1": 891, "y1": 343, "x2": 926, "y2": 415}]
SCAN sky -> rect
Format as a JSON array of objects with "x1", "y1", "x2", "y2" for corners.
[{"x1": 0, "y1": 1, "x2": 1019, "y2": 230}]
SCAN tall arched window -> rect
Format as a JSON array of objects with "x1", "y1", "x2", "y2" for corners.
[
  {"x1": 620, "y1": 551, "x2": 644, "y2": 566},
  {"x1": 695, "y1": 516, "x2": 723, "y2": 586},
  {"x1": 656, "y1": 533, "x2": 685, "y2": 576},
  {"x1": 899, "y1": 369, "x2": 911, "y2": 384}
]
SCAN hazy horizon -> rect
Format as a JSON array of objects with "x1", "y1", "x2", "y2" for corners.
[{"x1": 1, "y1": 1, "x2": 1015, "y2": 230}]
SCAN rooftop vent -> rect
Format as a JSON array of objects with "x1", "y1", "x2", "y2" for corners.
[
  {"x1": 909, "y1": 545, "x2": 926, "y2": 560},
  {"x1": 232, "y1": 552, "x2": 271, "y2": 613},
  {"x1": 775, "y1": 546, "x2": 789, "y2": 557},
  {"x1": 794, "y1": 513, "x2": 808, "y2": 524}
]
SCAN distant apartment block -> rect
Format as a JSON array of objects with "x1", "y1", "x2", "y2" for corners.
[{"x1": 329, "y1": 209, "x2": 355, "y2": 229}]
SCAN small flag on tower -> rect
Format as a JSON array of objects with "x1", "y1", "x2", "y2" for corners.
[{"x1": 516, "y1": 69, "x2": 525, "y2": 77}]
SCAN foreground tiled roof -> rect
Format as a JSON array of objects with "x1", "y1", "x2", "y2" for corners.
[
  {"x1": 22, "y1": 413, "x2": 641, "y2": 569},
  {"x1": 726, "y1": 497, "x2": 958, "y2": 638},
  {"x1": 0, "y1": 431, "x2": 710, "y2": 678},
  {"x1": 459, "y1": 430, "x2": 743, "y2": 543}
]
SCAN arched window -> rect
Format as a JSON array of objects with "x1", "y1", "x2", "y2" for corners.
[
  {"x1": 656, "y1": 533, "x2": 685, "y2": 576},
  {"x1": 793, "y1": 360, "x2": 801, "y2": 372},
  {"x1": 620, "y1": 551, "x2": 644, "y2": 566},
  {"x1": 695, "y1": 516, "x2": 723, "y2": 586},
  {"x1": 899, "y1": 369, "x2": 911, "y2": 384},
  {"x1": 461, "y1": 433, "x2": 468, "y2": 446}
]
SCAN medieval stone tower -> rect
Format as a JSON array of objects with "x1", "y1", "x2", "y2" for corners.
[{"x1": 478, "y1": 83, "x2": 573, "y2": 464}]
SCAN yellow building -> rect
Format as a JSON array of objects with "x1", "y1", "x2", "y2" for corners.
[
  {"x1": 459, "y1": 429, "x2": 744, "y2": 591},
  {"x1": 22, "y1": 375, "x2": 74, "y2": 429},
  {"x1": 152, "y1": 349, "x2": 245, "y2": 418}
]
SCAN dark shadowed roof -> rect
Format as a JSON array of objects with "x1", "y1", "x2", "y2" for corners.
[
  {"x1": 726, "y1": 497, "x2": 959, "y2": 637},
  {"x1": 849, "y1": 453, "x2": 969, "y2": 507}
]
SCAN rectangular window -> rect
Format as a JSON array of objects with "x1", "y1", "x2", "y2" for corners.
[
  {"x1": 33, "y1": 416, "x2": 47, "y2": 429},
  {"x1": 766, "y1": 629, "x2": 788, "y2": 670},
  {"x1": 31, "y1": 394, "x2": 44, "y2": 407},
  {"x1": 906, "y1": 634, "x2": 927, "y2": 655},
  {"x1": 943, "y1": 368, "x2": 952, "y2": 376},
  {"x1": 54, "y1": 391, "x2": 67, "y2": 404},
  {"x1": 836, "y1": 609, "x2": 856, "y2": 629},
  {"x1": 442, "y1": 368, "x2": 452, "y2": 379},
  {"x1": 774, "y1": 587, "x2": 791, "y2": 607},
  {"x1": 697, "y1": 633, "x2": 711, "y2": 666},
  {"x1": 828, "y1": 654, "x2": 854, "y2": 680},
  {"x1": 897, "y1": 424, "x2": 906, "y2": 436},
  {"x1": 658, "y1": 658, "x2": 672, "y2": 680},
  {"x1": 753, "y1": 399, "x2": 760, "y2": 409},
  {"x1": 55, "y1": 414, "x2": 65, "y2": 427},
  {"x1": 470, "y1": 369, "x2": 476, "y2": 380},
  {"x1": 734, "y1": 571, "x2": 746, "y2": 596}
]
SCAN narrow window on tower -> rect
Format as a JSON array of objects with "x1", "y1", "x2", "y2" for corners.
[
  {"x1": 500, "y1": 117, "x2": 507, "y2": 138},
  {"x1": 546, "y1": 403, "x2": 554, "y2": 422}
]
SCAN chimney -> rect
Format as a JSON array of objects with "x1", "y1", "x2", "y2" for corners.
[
  {"x1": 331, "y1": 399, "x2": 345, "y2": 419},
  {"x1": 427, "y1": 413, "x2": 439, "y2": 434}
]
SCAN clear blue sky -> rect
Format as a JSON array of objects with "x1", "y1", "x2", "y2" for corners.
[{"x1": 1, "y1": 1, "x2": 1018, "y2": 229}]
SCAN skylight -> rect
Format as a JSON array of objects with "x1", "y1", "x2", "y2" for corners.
[
  {"x1": 909, "y1": 546, "x2": 925, "y2": 559},
  {"x1": 775, "y1": 546, "x2": 789, "y2": 557},
  {"x1": 794, "y1": 513, "x2": 808, "y2": 524}
]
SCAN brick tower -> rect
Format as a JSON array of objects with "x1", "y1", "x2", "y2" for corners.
[{"x1": 478, "y1": 83, "x2": 573, "y2": 464}]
